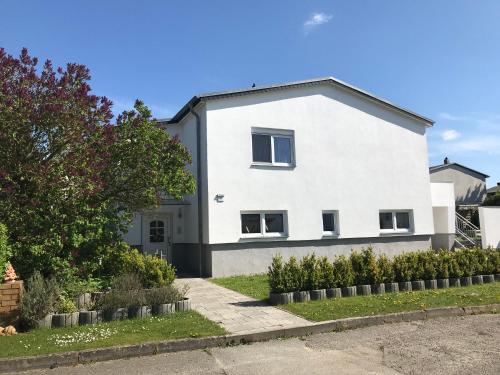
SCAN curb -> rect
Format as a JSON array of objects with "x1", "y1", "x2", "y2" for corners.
[{"x1": 1, "y1": 303, "x2": 499, "y2": 373}]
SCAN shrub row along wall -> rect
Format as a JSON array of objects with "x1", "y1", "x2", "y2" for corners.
[{"x1": 0, "y1": 281, "x2": 23, "y2": 318}]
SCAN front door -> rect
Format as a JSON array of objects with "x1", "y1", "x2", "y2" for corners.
[{"x1": 143, "y1": 215, "x2": 172, "y2": 262}]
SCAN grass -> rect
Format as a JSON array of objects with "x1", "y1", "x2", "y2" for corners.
[
  {"x1": 0, "y1": 311, "x2": 226, "y2": 358},
  {"x1": 209, "y1": 275, "x2": 500, "y2": 322}
]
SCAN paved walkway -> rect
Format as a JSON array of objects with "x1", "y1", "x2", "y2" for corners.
[{"x1": 175, "y1": 278, "x2": 310, "y2": 334}]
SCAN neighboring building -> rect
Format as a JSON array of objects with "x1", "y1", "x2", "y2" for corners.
[
  {"x1": 123, "y1": 77, "x2": 455, "y2": 277},
  {"x1": 487, "y1": 182, "x2": 500, "y2": 197}
]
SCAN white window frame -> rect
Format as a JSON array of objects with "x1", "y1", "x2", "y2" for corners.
[
  {"x1": 251, "y1": 128, "x2": 295, "y2": 167},
  {"x1": 322, "y1": 210, "x2": 339, "y2": 237},
  {"x1": 379, "y1": 210, "x2": 413, "y2": 234},
  {"x1": 240, "y1": 211, "x2": 288, "y2": 239}
]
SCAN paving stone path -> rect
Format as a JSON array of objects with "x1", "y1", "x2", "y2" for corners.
[{"x1": 175, "y1": 278, "x2": 311, "y2": 334}]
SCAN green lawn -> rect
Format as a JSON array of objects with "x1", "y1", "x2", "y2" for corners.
[
  {"x1": 209, "y1": 275, "x2": 500, "y2": 322},
  {"x1": 0, "y1": 311, "x2": 225, "y2": 358}
]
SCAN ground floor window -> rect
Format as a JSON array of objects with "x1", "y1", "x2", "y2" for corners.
[
  {"x1": 241, "y1": 212, "x2": 287, "y2": 238},
  {"x1": 322, "y1": 211, "x2": 339, "y2": 235},
  {"x1": 379, "y1": 210, "x2": 412, "y2": 233}
]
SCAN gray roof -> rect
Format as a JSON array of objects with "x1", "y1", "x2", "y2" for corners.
[
  {"x1": 487, "y1": 184, "x2": 500, "y2": 194},
  {"x1": 429, "y1": 162, "x2": 489, "y2": 179},
  {"x1": 162, "y1": 77, "x2": 434, "y2": 126}
]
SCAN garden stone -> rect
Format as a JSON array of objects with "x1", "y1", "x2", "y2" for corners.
[
  {"x1": 78, "y1": 310, "x2": 100, "y2": 325},
  {"x1": 399, "y1": 281, "x2": 412, "y2": 291},
  {"x1": 52, "y1": 312, "x2": 79, "y2": 328},
  {"x1": 326, "y1": 288, "x2": 342, "y2": 298},
  {"x1": 73, "y1": 293, "x2": 92, "y2": 310},
  {"x1": 342, "y1": 286, "x2": 357, "y2": 297},
  {"x1": 460, "y1": 276, "x2": 473, "y2": 287},
  {"x1": 357, "y1": 285, "x2": 371, "y2": 296},
  {"x1": 412, "y1": 280, "x2": 425, "y2": 291},
  {"x1": 151, "y1": 303, "x2": 175, "y2": 316},
  {"x1": 128, "y1": 306, "x2": 151, "y2": 319},
  {"x1": 371, "y1": 283, "x2": 385, "y2": 295},
  {"x1": 175, "y1": 298, "x2": 192, "y2": 312},
  {"x1": 103, "y1": 308, "x2": 127, "y2": 321},
  {"x1": 269, "y1": 292, "x2": 294, "y2": 305},
  {"x1": 437, "y1": 279, "x2": 449, "y2": 289},
  {"x1": 385, "y1": 283, "x2": 399, "y2": 293},
  {"x1": 310, "y1": 289, "x2": 326, "y2": 301},
  {"x1": 425, "y1": 280, "x2": 437, "y2": 289},
  {"x1": 293, "y1": 291, "x2": 310, "y2": 303},
  {"x1": 482, "y1": 274, "x2": 495, "y2": 283},
  {"x1": 472, "y1": 275, "x2": 483, "y2": 285},
  {"x1": 37, "y1": 314, "x2": 52, "y2": 329},
  {"x1": 449, "y1": 278, "x2": 461, "y2": 287}
]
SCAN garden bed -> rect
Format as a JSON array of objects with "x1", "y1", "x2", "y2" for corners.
[{"x1": 0, "y1": 311, "x2": 225, "y2": 358}]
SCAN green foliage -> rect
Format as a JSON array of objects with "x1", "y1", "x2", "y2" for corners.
[
  {"x1": 350, "y1": 247, "x2": 378, "y2": 285},
  {"x1": 300, "y1": 253, "x2": 320, "y2": 290},
  {"x1": 145, "y1": 285, "x2": 186, "y2": 305},
  {"x1": 62, "y1": 277, "x2": 105, "y2": 297},
  {"x1": 0, "y1": 223, "x2": 11, "y2": 273},
  {"x1": 332, "y1": 255, "x2": 355, "y2": 288},
  {"x1": 485, "y1": 247, "x2": 500, "y2": 274},
  {"x1": 55, "y1": 295, "x2": 77, "y2": 314},
  {"x1": 317, "y1": 256, "x2": 334, "y2": 289},
  {"x1": 482, "y1": 192, "x2": 500, "y2": 206},
  {"x1": 393, "y1": 253, "x2": 414, "y2": 282},
  {"x1": 111, "y1": 273, "x2": 143, "y2": 290},
  {"x1": 421, "y1": 251, "x2": 437, "y2": 280},
  {"x1": 375, "y1": 254, "x2": 394, "y2": 284},
  {"x1": 20, "y1": 272, "x2": 59, "y2": 329},
  {"x1": 268, "y1": 254, "x2": 286, "y2": 293},
  {"x1": 98, "y1": 290, "x2": 130, "y2": 311},
  {"x1": 283, "y1": 256, "x2": 303, "y2": 292}
]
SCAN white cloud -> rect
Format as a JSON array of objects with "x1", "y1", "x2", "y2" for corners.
[
  {"x1": 441, "y1": 129, "x2": 461, "y2": 141},
  {"x1": 304, "y1": 13, "x2": 332, "y2": 33}
]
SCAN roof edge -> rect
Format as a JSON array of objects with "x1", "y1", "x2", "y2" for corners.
[{"x1": 429, "y1": 163, "x2": 489, "y2": 179}]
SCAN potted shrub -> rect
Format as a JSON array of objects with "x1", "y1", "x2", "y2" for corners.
[
  {"x1": 268, "y1": 254, "x2": 294, "y2": 305},
  {"x1": 100, "y1": 290, "x2": 128, "y2": 321},
  {"x1": 127, "y1": 290, "x2": 150, "y2": 319},
  {"x1": 19, "y1": 272, "x2": 59, "y2": 330},
  {"x1": 351, "y1": 248, "x2": 376, "y2": 296},
  {"x1": 51, "y1": 295, "x2": 79, "y2": 328},
  {"x1": 373, "y1": 254, "x2": 392, "y2": 295},
  {"x1": 147, "y1": 286, "x2": 177, "y2": 315},
  {"x1": 284, "y1": 256, "x2": 305, "y2": 302},
  {"x1": 301, "y1": 254, "x2": 326, "y2": 300},
  {"x1": 309, "y1": 256, "x2": 327, "y2": 300},
  {"x1": 471, "y1": 275, "x2": 483, "y2": 285},
  {"x1": 394, "y1": 254, "x2": 412, "y2": 291},
  {"x1": 333, "y1": 255, "x2": 356, "y2": 297},
  {"x1": 173, "y1": 284, "x2": 191, "y2": 312}
]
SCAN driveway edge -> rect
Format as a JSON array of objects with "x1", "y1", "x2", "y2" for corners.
[{"x1": 2, "y1": 303, "x2": 499, "y2": 373}]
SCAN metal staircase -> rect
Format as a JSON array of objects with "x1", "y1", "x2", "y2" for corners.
[{"x1": 455, "y1": 212, "x2": 481, "y2": 248}]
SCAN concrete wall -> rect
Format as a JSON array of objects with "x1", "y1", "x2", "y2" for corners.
[
  {"x1": 204, "y1": 83, "x2": 434, "y2": 245},
  {"x1": 430, "y1": 182, "x2": 455, "y2": 249},
  {"x1": 479, "y1": 207, "x2": 500, "y2": 249},
  {"x1": 430, "y1": 165, "x2": 487, "y2": 205},
  {"x1": 207, "y1": 236, "x2": 432, "y2": 277}
]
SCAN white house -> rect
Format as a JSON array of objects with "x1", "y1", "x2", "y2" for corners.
[{"x1": 122, "y1": 77, "x2": 455, "y2": 277}]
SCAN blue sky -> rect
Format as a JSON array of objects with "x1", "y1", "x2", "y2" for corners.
[{"x1": 1, "y1": 1, "x2": 499, "y2": 187}]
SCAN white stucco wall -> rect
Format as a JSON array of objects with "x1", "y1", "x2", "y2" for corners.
[
  {"x1": 479, "y1": 207, "x2": 500, "y2": 249},
  {"x1": 430, "y1": 182, "x2": 455, "y2": 234},
  {"x1": 204, "y1": 84, "x2": 435, "y2": 244}
]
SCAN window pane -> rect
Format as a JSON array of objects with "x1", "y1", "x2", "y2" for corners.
[
  {"x1": 241, "y1": 214, "x2": 261, "y2": 234},
  {"x1": 274, "y1": 136, "x2": 292, "y2": 163},
  {"x1": 396, "y1": 212, "x2": 410, "y2": 229},
  {"x1": 252, "y1": 134, "x2": 271, "y2": 163},
  {"x1": 322, "y1": 213, "x2": 335, "y2": 232},
  {"x1": 265, "y1": 213, "x2": 284, "y2": 233},
  {"x1": 379, "y1": 212, "x2": 393, "y2": 230}
]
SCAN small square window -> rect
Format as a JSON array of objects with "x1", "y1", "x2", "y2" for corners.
[
  {"x1": 265, "y1": 213, "x2": 284, "y2": 233},
  {"x1": 322, "y1": 213, "x2": 335, "y2": 232},
  {"x1": 396, "y1": 212, "x2": 410, "y2": 229},
  {"x1": 379, "y1": 212, "x2": 393, "y2": 230},
  {"x1": 251, "y1": 129, "x2": 294, "y2": 166},
  {"x1": 252, "y1": 134, "x2": 272, "y2": 163},
  {"x1": 240, "y1": 212, "x2": 287, "y2": 237},
  {"x1": 379, "y1": 211, "x2": 413, "y2": 233},
  {"x1": 241, "y1": 214, "x2": 261, "y2": 234}
]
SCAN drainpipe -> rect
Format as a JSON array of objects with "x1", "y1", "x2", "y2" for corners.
[{"x1": 189, "y1": 104, "x2": 203, "y2": 277}]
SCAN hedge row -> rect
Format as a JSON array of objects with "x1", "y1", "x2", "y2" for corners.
[{"x1": 268, "y1": 247, "x2": 500, "y2": 293}]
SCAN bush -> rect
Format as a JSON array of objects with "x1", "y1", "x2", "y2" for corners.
[
  {"x1": 62, "y1": 277, "x2": 105, "y2": 297},
  {"x1": 0, "y1": 223, "x2": 11, "y2": 273},
  {"x1": 55, "y1": 295, "x2": 77, "y2": 314},
  {"x1": 393, "y1": 253, "x2": 414, "y2": 282},
  {"x1": 111, "y1": 273, "x2": 143, "y2": 291},
  {"x1": 485, "y1": 247, "x2": 500, "y2": 274},
  {"x1": 421, "y1": 251, "x2": 437, "y2": 280},
  {"x1": 145, "y1": 285, "x2": 185, "y2": 305},
  {"x1": 332, "y1": 255, "x2": 354, "y2": 288},
  {"x1": 283, "y1": 256, "x2": 303, "y2": 292},
  {"x1": 375, "y1": 254, "x2": 394, "y2": 284},
  {"x1": 99, "y1": 290, "x2": 129, "y2": 312},
  {"x1": 20, "y1": 272, "x2": 59, "y2": 329},
  {"x1": 317, "y1": 256, "x2": 334, "y2": 289},
  {"x1": 350, "y1": 248, "x2": 378, "y2": 285},
  {"x1": 301, "y1": 254, "x2": 320, "y2": 290},
  {"x1": 268, "y1": 254, "x2": 286, "y2": 293},
  {"x1": 482, "y1": 192, "x2": 500, "y2": 206}
]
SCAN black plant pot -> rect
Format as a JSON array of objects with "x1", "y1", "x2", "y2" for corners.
[
  {"x1": 326, "y1": 288, "x2": 342, "y2": 298},
  {"x1": 175, "y1": 298, "x2": 191, "y2": 312},
  {"x1": 78, "y1": 310, "x2": 100, "y2": 325},
  {"x1": 128, "y1": 306, "x2": 151, "y2": 319},
  {"x1": 342, "y1": 286, "x2": 357, "y2": 297},
  {"x1": 152, "y1": 303, "x2": 175, "y2": 316},
  {"x1": 310, "y1": 289, "x2": 326, "y2": 301},
  {"x1": 399, "y1": 281, "x2": 412, "y2": 292},
  {"x1": 385, "y1": 283, "x2": 399, "y2": 293},
  {"x1": 103, "y1": 308, "x2": 127, "y2": 321},
  {"x1": 472, "y1": 275, "x2": 483, "y2": 285},
  {"x1": 494, "y1": 274, "x2": 500, "y2": 281},
  {"x1": 269, "y1": 292, "x2": 294, "y2": 305},
  {"x1": 412, "y1": 280, "x2": 425, "y2": 291},
  {"x1": 73, "y1": 293, "x2": 92, "y2": 310},
  {"x1": 437, "y1": 279, "x2": 449, "y2": 289},
  {"x1": 357, "y1": 285, "x2": 371, "y2": 296},
  {"x1": 371, "y1": 284, "x2": 385, "y2": 295},
  {"x1": 449, "y1": 278, "x2": 461, "y2": 287},
  {"x1": 293, "y1": 291, "x2": 310, "y2": 303},
  {"x1": 425, "y1": 280, "x2": 437, "y2": 290},
  {"x1": 482, "y1": 274, "x2": 495, "y2": 283},
  {"x1": 52, "y1": 312, "x2": 79, "y2": 328},
  {"x1": 460, "y1": 276, "x2": 473, "y2": 287}
]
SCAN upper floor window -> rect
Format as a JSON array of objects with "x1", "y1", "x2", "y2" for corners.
[
  {"x1": 379, "y1": 210, "x2": 412, "y2": 234},
  {"x1": 149, "y1": 220, "x2": 165, "y2": 242},
  {"x1": 251, "y1": 129, "x2": 295, "y2": 167},
  {"x1": 322, "y1": 211, "x2": 339, "y2": 236}
]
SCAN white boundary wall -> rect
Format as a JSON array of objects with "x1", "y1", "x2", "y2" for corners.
[{"x1": 479, "y1": 207, "x2": 500, "y2": 249}]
